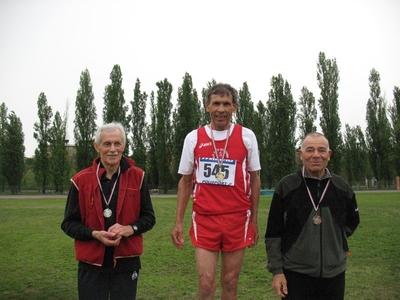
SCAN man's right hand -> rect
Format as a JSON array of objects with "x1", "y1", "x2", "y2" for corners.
[
  {"x1": 272, "y1": 273, "x2": 288, "y2": 298},
  {"x1": 92, "y1": 230, "x2": 122, "y2": 246},
  {"x1": 170, "y1": 224, "x2": 185, "y2": 250}
]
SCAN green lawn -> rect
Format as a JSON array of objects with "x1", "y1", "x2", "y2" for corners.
[{"x1": 0, "y1": 193, "x2": 399, "y2": 299}]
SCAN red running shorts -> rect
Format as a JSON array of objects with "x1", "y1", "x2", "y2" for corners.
[{"x1": 189, "y1": 210, "x2": 254, "y2": 252}]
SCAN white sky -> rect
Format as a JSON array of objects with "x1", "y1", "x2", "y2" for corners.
[{"x1": 1, "y1": 0, "x2": 399, "y2": 157}]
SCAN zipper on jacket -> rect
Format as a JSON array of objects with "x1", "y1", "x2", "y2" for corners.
[{"x1": 319, "y1": 208, "x2": 323, "y2": 278}]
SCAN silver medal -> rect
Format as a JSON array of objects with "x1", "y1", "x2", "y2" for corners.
[
  {"x1": 103, "y1": 208, "x2": 112, "y2": 218},
  {"x1": 97, "y1": 163, "x2": 120, "y2": 220}
]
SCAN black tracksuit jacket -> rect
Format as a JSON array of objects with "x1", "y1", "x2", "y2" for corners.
[{"x1": 265, "y1": 168, "x2": 360, "y2": 278}]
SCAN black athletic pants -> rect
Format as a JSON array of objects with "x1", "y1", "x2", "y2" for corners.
[
  {"x1": 78, "y1": 268, "x2": 139, "y2": 300},
  {"x1": 283, "y1": 269, "x2": 345, "y2": 300}
]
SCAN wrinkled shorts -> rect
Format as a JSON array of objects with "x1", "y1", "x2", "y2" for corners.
[{"x1": 189, "y1": 210, "x2": 254, "y2": 252}]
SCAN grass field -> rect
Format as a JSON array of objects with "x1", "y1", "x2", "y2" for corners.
[{"x1": 0, "y1": 193, "x2": 399, "y2": 299}]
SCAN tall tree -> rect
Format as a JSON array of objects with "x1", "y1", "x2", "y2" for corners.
[
  {"x1": 147, "y1": 91, "x2": 159, "y2": 190},
  {"x1": 130, "y1": 78, "x2": 148, "y2": 170},
  {"x1": 236, "y1": 82, "x2": 256, "y2": 130},
  {"x1": 200, "y1": 79, "x2": 216, "y2": 126},
  {"x1": 0, "y1": 103, "x2": 8, "y2": 191},
  {"x1": 343, "y1": 124, "x2": 368, "y2": 189},
  {"x1": 103, "y1": 64, "x2": 130, "y2": 155},
  {"x1": 253, "y1": 100, "x2": 268, "y2": 188},
  {"x1": 297, "y1": 86, "x2": 317, "y2": 140},
  {"x1": 2, "y1": 112, "x2": 25, "y2": 194},
  {"x1": 155, "y1": 79, "x2": 173, "y2": 193},
  {"x1": 172, "y1": 73, "x2": 201, "y2": 184},
  {"x1": 266, "y1": 74, "x2": 297, "y2": 184},
  {"x1": 317, "y1": 52, "x2": 343, "y2": 174},
  {"x1": 74, "y1": 69, "x2": 97, "y2": 170},
  {"x1": 389, "y1": 86, "x2": 400, "y2": 177},
  {"x1": 366, "y1": 68, "x2": 392, "y2": 188},
  {"x1": 33, "y1": 92, "x2": 53, "y2": 194},
  {"x1": 49, "y1": 111, "x2": 69, "y2": 193}
]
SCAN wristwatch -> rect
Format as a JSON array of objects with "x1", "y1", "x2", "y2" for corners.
[{"x1": 132, "y1": 225, "x2": 138, "y2": 233}]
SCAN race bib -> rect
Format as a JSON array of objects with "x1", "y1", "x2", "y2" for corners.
[{"x1": 197, "y1": 157, "x2": 237, "y2": 186}]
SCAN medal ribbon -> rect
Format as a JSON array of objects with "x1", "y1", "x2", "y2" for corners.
[
  {"x1": 210, "y1": 125, "x2": 230, "y2": 169},
  {"x1": 96, "y1": 162, "x2": 121, "y2": 210},
  {"x1": 302, "y1": 166, "x2": 331, "y2": 213}
]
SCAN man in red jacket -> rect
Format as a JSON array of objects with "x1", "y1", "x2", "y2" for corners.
[{"x1": 62, "y1": 122, "x2": 156, "y2": 300}]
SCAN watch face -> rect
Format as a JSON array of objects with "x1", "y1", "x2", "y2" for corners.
[{"x1": 133, "y1": 225, "x2": 138, "y2": 231}]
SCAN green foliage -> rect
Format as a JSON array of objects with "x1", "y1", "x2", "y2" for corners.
[
  {"x1": 199, "y1": 79, "x2": 216, "y2": 125},
  {"x1": 343, "y1": 124, "x2": 369, "y2": 187},
  {"x1": 0, "y1": 103, "x2": 8, "y2": 191},
  {"x1": 297, "y1": 86, "x2": 317, "y2": 140},
  {"x1": 74, "y1": 69, "x2": 97, "y2": 170},
  {"x1": 317, "y1": 52, "x2": 343, "y2": 174},
  {"x1": 389, "y1": 86, "x2": 400, "y2": 175},
  {"x1": 33, "y1": 92, "x2": 53, "y2": 194},
  {"x1": 236, "y1": 82, "x2": 256, "y2": 130},
  {"x1": 103, "y1": 64, "x2": 130, "y2": 155},
  {"x1": 0, "y1": 193, "x2": 399, "y2": 299},
  {"x1": 18, "y1": 63, "x2": 399, "y2": 192},
  {"x1": 366, "y1": 69, "x2": 392, "y2": 187},
  {"x1": 49, "y1": 111, "x2": 69, "y2": 193},
  {"x1": 22, "y1": 166, "x2": 36, "y2": 188},
  {"x1": 265, "y1": 74, "x2": 297, "y2": 184},
  {"x1": 171, "y1": 73, "x2": 201, "y2": 184},
  {"x1": 2, "y1": 112, "x2": 25, "y2": 194},
  {"x1": 146, "y1": 92, "x2": 159, "y2": 189},
  {"x1": 253, "y1": 101, "x2": 269, "y2": 188},
  {"x1": 155, "y1": 79, "x2": 173, "y2": 193},
  {"x1": 130, "y1": 78, "x2": 148, "y2": 170}
]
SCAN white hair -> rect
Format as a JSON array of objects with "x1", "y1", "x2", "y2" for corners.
[{"x1": 94, "y1": 122, "x2": 126, "y2": 145}]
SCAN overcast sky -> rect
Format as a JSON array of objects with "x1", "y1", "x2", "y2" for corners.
[{"x1": 1, "y1": 0, "x2": 399, "y2": 157}]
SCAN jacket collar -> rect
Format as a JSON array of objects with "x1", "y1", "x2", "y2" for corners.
[{"x1": 302, "y1": 166, "x2": 332, "y2": 180}]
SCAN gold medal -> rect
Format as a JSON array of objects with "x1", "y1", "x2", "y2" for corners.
[
  {"x1": 210, "y1": 126, "x2": 230, "y2": 183},
  {"x1": 216, "y1": 172, "x2": 225, "y2": 182}
]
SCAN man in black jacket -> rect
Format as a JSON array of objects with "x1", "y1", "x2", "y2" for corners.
[{"x1": 265, "y1": 132, "x2": 360, "y2": 300}]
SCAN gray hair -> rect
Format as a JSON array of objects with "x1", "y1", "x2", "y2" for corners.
[
  {"x1": 94, "y1": 122, "x2": 126, "y2": 145},
  {"x1": 300, "y1": 132, "x2": 330, "y2": 150}
]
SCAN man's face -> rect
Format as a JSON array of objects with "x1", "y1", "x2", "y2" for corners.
[
  {"x1": 94, "y1": 129, "x2": 125, "y2": 169},
  {"x1": 205, "y1": 93, "x2": 238, "y2": 131},
  {"x1": 299, "y1": 135, "x2": 332, "y2": 178}
]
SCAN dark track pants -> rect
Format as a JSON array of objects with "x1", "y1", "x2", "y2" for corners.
[
  {"x1": 78, "y1": 268, "x2": 139, "y2": 300},
  {"x1": 283, "y1": 269, "x2": 345, "y2": 300}
]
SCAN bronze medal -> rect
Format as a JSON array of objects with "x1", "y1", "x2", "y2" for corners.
[
  {"x1": 303, "y1": 167, "x2": 331, "y2": 227},
  {"x1": 313, "y1": 214, "x2": 322, "y2": 225}
]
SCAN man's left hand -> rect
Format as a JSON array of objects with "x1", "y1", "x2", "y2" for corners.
[
  {"x1": 108, "y1": 223, "x2": 134, "y2": 238},
  {"x1": 249, "y1": 221, "x2": 259, "y2": 248}
]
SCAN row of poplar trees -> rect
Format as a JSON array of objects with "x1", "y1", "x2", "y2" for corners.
[{"x1": 1, "y1": 52, "x2": 399, "y2": 194}]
